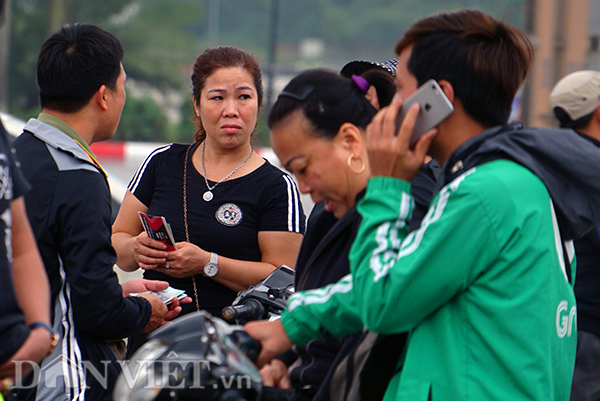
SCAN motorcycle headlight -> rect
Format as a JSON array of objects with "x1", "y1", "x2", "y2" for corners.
[{"x1": 113, "y1": 339, "x2": 169, "y2": 401}]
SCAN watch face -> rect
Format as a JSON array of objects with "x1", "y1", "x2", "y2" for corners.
[{"x1": 203, "y1": 262, "x2": 219, "y2": 277}]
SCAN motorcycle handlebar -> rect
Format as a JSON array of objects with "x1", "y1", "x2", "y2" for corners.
[{"x1": 222, "y1": 298, "x2": 265, "y2": 322}]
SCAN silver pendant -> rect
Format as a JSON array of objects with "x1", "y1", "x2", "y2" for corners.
[{"x1": 203, "y1": 191, "x2": 213, "y2": 202}]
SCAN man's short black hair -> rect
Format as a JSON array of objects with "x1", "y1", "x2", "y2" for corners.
[
  {"x1": 553, "y1": 107, "x2": 594, "y2": 130},
  {"x1": 395, "y1": 10, "x2": 533, "y2": 128},
  {"x1": 37, "y1": 23, "x2": 124, "y2": 113}
]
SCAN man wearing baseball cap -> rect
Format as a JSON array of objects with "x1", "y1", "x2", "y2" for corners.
[
  {"x1": 551, "y1": 70, "x2": 600, "y2": 401},
  {"x1": 551, "y1": 70, "x2": 600, "y2": 132}
]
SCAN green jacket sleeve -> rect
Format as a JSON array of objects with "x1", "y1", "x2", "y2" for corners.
[
  {"x1": 281, "y1": 274, "x2": 364, "y2": 345},
  {"x1": 281, "y1": 169, "x2": 502, "y2": 343},
  {"x1": 350, "y1": 174, "x2": 500, "y2": 334}
]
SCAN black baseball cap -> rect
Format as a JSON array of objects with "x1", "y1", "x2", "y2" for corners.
[{"x1": 340, "y1": 58, "x2": 398, "y2": 78}]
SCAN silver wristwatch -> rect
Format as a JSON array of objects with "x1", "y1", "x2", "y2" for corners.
[{"x1": 203, "y1": 252, "x2": 219, "y2": 277}]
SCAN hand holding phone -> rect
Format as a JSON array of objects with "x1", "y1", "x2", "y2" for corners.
[{"x1": 395, "y1": 79, "x2": 453, "y2": 147}]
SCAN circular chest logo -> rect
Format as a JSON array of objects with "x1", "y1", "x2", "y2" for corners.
[{"x1": 216, "y1": 203, "x2": 243, "y2": 226}]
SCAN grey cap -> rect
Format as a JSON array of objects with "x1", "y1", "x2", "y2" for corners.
[{"x1": 550, "y1": 70, "x2": 600, "y2": 120}]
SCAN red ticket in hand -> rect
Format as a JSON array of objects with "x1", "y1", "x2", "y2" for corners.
[{"x1": 138, "y1": 211, "x2": 177, "y2": 251}]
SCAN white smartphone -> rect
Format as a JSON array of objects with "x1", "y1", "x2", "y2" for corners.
[{"x1": 395, "y1": 79, "x2": 454, "y2": 147}]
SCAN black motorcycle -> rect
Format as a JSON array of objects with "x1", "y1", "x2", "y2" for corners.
[{"x1": 113, "y1": 266, "x2": 295, "y2": 401}]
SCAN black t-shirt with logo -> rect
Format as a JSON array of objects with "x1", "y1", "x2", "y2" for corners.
[{"x1": 128, "y1": 142, "x2": 306, "y2": 316}]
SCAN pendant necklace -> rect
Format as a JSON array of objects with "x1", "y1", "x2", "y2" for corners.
[{"x1": 201, "y1": 141, "x2": 253, "y2": 202}]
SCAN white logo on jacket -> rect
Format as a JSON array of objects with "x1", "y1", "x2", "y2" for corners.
[{"x1": 556, "y1": 300, "x2": 576, "y2": 338}]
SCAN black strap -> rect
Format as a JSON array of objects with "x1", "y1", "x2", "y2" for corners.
[
  {"x1": 330, "y1": 331, "x2": 408, "y2": 401},
  {"x1": 358, "y1": 332, "x2": 408, "y2": 401},
  {"x1": 561, "y1": 237, "x2": 572, "y2": 284}
]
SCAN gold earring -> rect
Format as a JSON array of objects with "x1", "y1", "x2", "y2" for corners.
[{"x1": 347, "y1": 154, "x2": 365, "y2": 174}]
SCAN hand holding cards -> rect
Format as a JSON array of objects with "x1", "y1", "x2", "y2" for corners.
[
  {"x1": 138, "y1": 211, "x2": 177, "y2": 251},
  {"x1": 129, "y1": 286, "x2": 188, "y2": 306}
]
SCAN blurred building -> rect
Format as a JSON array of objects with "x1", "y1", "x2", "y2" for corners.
[{"x1": 523, "y1": 0, "x2": 600, "y2": 127}]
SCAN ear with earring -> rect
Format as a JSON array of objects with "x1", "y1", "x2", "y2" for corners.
[{"x1": 347, "y1": 153, "x2": 366, "y2": 174}]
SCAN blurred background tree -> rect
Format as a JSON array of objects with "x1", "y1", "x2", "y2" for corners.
[
  {"x1": 7, "y1": 0, "x2": 524, "y2": 144},
  {"x1": 117, "y1": 96, "x2": 169, "y2": 142}
]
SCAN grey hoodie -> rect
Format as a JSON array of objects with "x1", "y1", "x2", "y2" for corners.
[{"x1": 441, "y1": 122, "x2": 600, "y2": 241}]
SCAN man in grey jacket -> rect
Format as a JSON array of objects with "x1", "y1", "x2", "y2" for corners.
[{"x1": 13, "y1": 24, "x2": 183, "y2": 401}]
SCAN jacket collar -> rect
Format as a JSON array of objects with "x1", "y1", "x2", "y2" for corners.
[
  {"x1": 24, "y1": 116, "x2": 107, "y2": 178},
  {"x1": 438, "y1": 121, "x2": 600, "y2": 240},
  {"x1": 296, "y1": 190, "x2": 366, "y2": 290},
  {"x1": 305, "y1": 189, "x2": 366, "y2": 264}
]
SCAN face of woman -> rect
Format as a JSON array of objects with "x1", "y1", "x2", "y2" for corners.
[
  {"x1": 271, "y1": 111, "x2": 359, "y2": 218},
  {"x1": 195, "y1": 67, "x2": 259, "y2": 148}
]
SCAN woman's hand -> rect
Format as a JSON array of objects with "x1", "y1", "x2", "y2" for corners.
[
  {"x1": 366, "y1": 96, "x2": 437, "y2": 182},
  {"x1": 260, "y1": 359, "x2": 292, "y2": 388},
  {"x1": 132, "y1": 231, "x2": 169, "y2": 270},
  {"x1": 153, "y1": 242, "x2": 209, "y2": 278},
  {"x1": 244, "y1": 319, "x2": 293, "y2": 368}
]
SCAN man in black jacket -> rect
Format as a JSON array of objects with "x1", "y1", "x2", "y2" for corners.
[
  {"x1": 13, "y1": 24, "x2": 177, "y2": 401},
  {"x1": 551, "y1": 70, "x2": 600, "y2": 401}
]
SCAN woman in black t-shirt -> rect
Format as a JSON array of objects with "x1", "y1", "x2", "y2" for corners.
[{"x1": 111, "y1": 47, "x2": 305, "y2": 325}]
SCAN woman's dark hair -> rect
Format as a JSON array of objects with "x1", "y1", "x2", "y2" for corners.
[
  {"x1": 361, "y1": 69, "x2": 396, "y2": 108},
  {"x1": 396, "y1": 9, "x2": 533, "y2": 127},
  {"x1": 37, "y1": 23, "x2": 124, "y2": 114},
  {"x1": 268, "y1": 69, "x2": 392, "y2": 139},
  {"x1": 191, "y1": 46, "x2": 264, "y2": 143}
]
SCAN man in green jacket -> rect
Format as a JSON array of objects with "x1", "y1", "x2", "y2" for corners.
[{"x1": 247, "y1": 9, "x2": 600, "y2": 401}]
